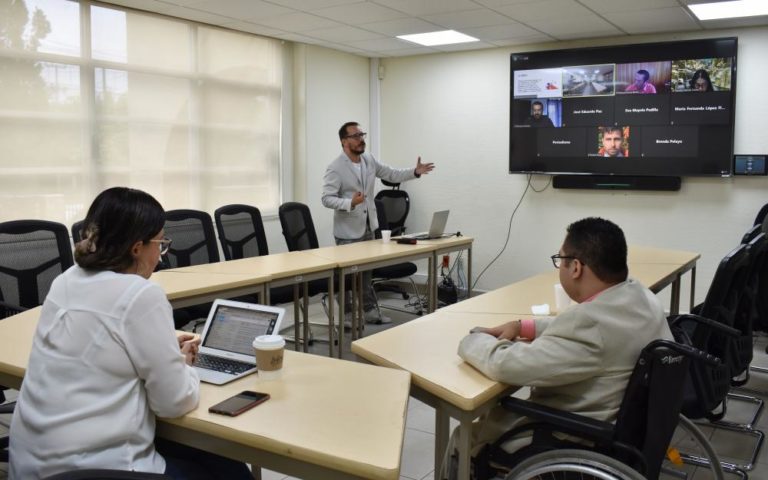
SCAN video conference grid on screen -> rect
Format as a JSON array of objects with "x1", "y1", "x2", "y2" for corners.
[{"x1": 510, "y1": 51, "x2": 735, "y2": 176}]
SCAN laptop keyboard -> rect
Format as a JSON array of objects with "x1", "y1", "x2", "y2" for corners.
[{"x1": 194, "y1": 353, "x2": 255, "y2": 374}]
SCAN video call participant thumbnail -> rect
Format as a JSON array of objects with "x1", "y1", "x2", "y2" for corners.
[
  {"x1": 523, "y1": 101, "x2": 555, "y2": 127},
  {"x1": 597, "y1": 126, "x2": 629, "y2": 157}
]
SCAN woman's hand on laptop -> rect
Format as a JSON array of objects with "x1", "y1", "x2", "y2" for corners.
[{"x1": 178, "y1": 333, "x2": 201, "y2": 365}]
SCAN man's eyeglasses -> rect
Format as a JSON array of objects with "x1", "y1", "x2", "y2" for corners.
[
  {"x1": 551, "y1": 254, "x2": 577, "y2": 268},
  {"x1": 344, "y1": 132, "x2": 367, "y2": 140},
  {"x1": 150, "y1": 237, "x2": 173, "y2": 255}
]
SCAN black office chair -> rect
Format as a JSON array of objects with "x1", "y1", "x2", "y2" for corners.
[
  {"x1": 0, "y1": 219, "x2": 74, "y2": 460},
  {"x1": 0, "y1": 219, "x2": 74, "y2": 317},
  {"x1": 42, "y1": 470, "x2": 171, "y2": 479},
  {"x1": 755, "y1": 202, "x2": 768, "y2": 233},
  {"x1": 669, "y1": 243, "x2": 764, "y2": 474},
  {"x1": 277, "y1": 202, "x2": 335, "y2": 349},
  {"x1": 71, "y1": 219, "x2": 85, "y2": 244},
  {"x1": 214, "y1": 204, "x2": 293, "y2": 305},
  {"x1": 372, "y1": 199, "x2": 422, "y2": 315},
  {"x1": 374, "y1": 180, "x2": 410, "y2": 235},
  {"x1": 473, "y1": 339, "x2": 718, "y2": 480},
  {"x1": 163, "y1": 210, "x2": 220, "y2": 329}
]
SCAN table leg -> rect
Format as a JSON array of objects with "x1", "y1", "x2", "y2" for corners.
[
  {"x1": 251, "y1": 466, "x2": 261, "y2": 479},
  {"x1": 457, "y1": 419, "x2": 472, "y2": 480},
  {"x1": 670, "y1": 273, "x2": 681, "y2": 315},
  {"x1": 690, "y1": 265, "x2": 697, "y2": 312},
  {"x1": 467, "y1": 246, "x2": 473, "y2": 298},
  {"x1": 338, "y1": 269, "x2": 345, "y2": 358},
  {"x1": 302, "y1": 282, "x2": 310, "y2": 353},
  {"x1": 356, "y1": 271, "x2": 364, "y2": 339},
  {"x1": 293, "y1": 283, "x2": 300, "y2": 352},
  {"x1": 428, "y1": 255, "x2": 436, "y2": 313},
  {"x1": 434, "y1": 405, "x2": 450, "y2": 476},
  {"x1": 327, "y1": 274, "x2": 335, "y2": 358}
]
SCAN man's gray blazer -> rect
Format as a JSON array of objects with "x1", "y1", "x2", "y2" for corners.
[{"x1": 322, "y1": 152, "x2": 417, "y2": 240}]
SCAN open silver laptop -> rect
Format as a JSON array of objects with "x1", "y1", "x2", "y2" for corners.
[
  {"x1": 404, "y1": 210, "x2": 450, "y2": 240},
  {"x1": 193, "y1": 299, "x2": 284, "y2": 385}
]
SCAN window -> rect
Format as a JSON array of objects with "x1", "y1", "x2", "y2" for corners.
[{"x1": 0, "y1": 0, "x2": 284, "y2": 226}]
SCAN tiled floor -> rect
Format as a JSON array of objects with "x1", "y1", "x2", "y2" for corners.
[{"x1": 4, "y1": 294, "x2": 768, "y2": 479}]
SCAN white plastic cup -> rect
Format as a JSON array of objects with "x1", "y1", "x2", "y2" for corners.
[
  {"x1": 554, "y1": 283, "x2": 572, "y2": 312},
  {"x1": 381, "y1": 230, "x2": 392, "y2": 242},
  {"x1": 252, "y1": 334, "x2": 285, "y2": 380}
]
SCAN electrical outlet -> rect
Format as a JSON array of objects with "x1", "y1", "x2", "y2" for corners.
[{"x1": 442, "y1": 255, "x2": 450, "y2": 268}]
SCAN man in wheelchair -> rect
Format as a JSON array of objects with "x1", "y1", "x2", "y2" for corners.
[{"x1": 443, "y1": 217, "x2": 674, "y2": 479}]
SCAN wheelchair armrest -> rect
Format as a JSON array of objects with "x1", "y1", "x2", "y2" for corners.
[
  {"x1": 499, "y1": 396, "x2": 614, "y2": 443},
  {"x1": 668, "y1": 313, "x2": 740, "y2": 337}
]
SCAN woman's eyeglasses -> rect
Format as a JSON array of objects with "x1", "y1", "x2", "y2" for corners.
[{"x1": 150, "y1": 237, "x2": 172, "y2": 255}]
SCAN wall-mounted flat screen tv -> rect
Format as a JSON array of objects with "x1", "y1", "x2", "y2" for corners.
[{"x1": 509, "y1": 37, "x2": 737, "y2": 177}]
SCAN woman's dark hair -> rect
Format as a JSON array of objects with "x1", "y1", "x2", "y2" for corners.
[
  {"x1": 75, "y1": 187, "x2": 165, "y2": 272},
  {"x1": 689, "y1": 69, "x2": 714, "y2": 92}
]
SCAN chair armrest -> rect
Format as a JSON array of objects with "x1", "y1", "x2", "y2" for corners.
[
  {"x1": 0, "y1": 300, "x2": 27, "y2": 318},
  {"x1": 499, "y1": 396, "x2": 614, "y2": 442},
  {"x1": 0, "y1": 401, "x2": 15, "y2": 414},
  {"x1": 668, "y1": 313, "x2": 740, "y2": 337}
]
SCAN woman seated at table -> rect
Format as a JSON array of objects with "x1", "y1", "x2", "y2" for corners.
[{"x1": 10, "y1": 187, "x2": 252, "y2": 480}]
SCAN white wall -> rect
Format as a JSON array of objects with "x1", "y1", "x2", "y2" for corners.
[{"x1": 376, "y1": 27, "x2": 768, "y2": 307}]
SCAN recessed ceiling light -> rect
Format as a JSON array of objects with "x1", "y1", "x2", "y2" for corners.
[
  {"x1": 397, "y1": 30, "x2": 478, "y2": 47},
  {"x1": 689, "y1": 0, "x2": 768, "y2": 20}
]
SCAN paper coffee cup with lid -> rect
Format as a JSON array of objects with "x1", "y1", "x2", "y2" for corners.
[{"x1": 253, "y1": 334, "x2": 285, "y2": 380}]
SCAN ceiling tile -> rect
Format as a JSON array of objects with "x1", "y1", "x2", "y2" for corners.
[
  {"x1": 526, "y1": 14, "x2": 623, "y2": 39},
  {"x1": 603, "y1": 7, "x2": 701, "y2": 34},
  {"x1": 579, "y1": 0, "x2": 680, "y2": 14},
  {"x1": 432, "y1": 40, "x2": 497, "y2": 52},
  {"x1": 264, "y1": 0, "x2": 362, "y2": 10},
  {"x1": 163, "y1": 6, "x2": 234, "y2": 25},
  {"x1": 461, "y1": 22, "x2": 542, "y2": 41},
  {"x1": 371, "y1": 0, "x2": 481, "y2": 16},
  {"x1": 313, "y1": 2, "x2": 407, "y2": 24},
  {"x1": 190, "y1": 0, "x2": 293, "y2": 21},
  {"x1": 256, "y1": 12, "x2": 343, "y2": 31},
  {"x1": 496, "y1": 0, "x2": 594, "y2": 23},
  {"x1": 421, "y1": 8, "x2": 517, "y2": 29},
  {"x1": 347, "y1": 37, "x2": 417, "y2": 51},
  {"x1": 219, "y1": 20, "x2": 287, "y2": 37},
  {"x1": 106, "y1": 0, "x2": 175, "y2": 13},
  {"x1": 304, "y1": 25, "x2": 386, "y2": 42},
  {"x1": 277, "y1": 32, "x2": 329, "y2": 45},
  {"x1": 360, "y1": 17, "x2": 442, "y2": 36},
  {"x1": 490, "y1": 34, "x2": 556, "y2": 46},
  {"x1": 378, "y1": 45, "x2": 440, "y2": 56},
  {"x1": 472, "y1": 0, "x2": 541, "y2": 6}
]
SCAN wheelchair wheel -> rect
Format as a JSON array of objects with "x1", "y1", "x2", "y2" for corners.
[{"x1": 504, "y1": 449, "x2": 645, "y2": 480}]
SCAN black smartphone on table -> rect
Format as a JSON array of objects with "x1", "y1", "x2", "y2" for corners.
[{"x1": 208, "y1": 390, "x2": 270, "y2": 416}]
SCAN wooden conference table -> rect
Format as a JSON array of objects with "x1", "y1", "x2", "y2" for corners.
[
  {"x1": 307, "y1": 235, "x2": 473, "y2": 357},
  {"x1": 162, "y1": 251, "x2": 338, "y2": 357},
  {"x1": 0, "y1": 307, "x2": 411, "y2": 480},
  {"x1": 351, "y1": 245, "x2": 700, "y2": 480}
]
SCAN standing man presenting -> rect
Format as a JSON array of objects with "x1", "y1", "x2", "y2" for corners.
[{"x1": 322, "y1": 121, "x2": 434, "y2": 324}]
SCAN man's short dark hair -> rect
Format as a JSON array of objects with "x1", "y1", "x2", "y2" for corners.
[
  {"x1": 637, "y1": 69, "x2": 650, "y2": 82},
  {"x1": 563, "y1": 217, "x2": 628, "y2": 284},
  {"x1": 339, "y1": 122, "x2": 359, "y2": 141},
  {"x1": 600, "y1": 126, "x2": 623, "y2": 137},
  {"x1": 531, "y1": 101, "x2": 543, "y2": 109}
]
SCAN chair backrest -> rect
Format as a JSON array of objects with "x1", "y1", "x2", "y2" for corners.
[
  {"x1": 697, "y1": 244, "x2": 751, "y2": 377},
  {"x1": 613, "y1": 339, "x2": 707, "y2": 479},
  {"x1": 0, "y1": 220, "x2": 74, "y2": 313},
  {"x1": 278, "y1": 202, "x2": 319, "y2": 252},
  {"x1": 742, "y1": 232, "x2": 768, "y2": 334},
  {"x1": 373, "y1": 198, "x2": 389, "y2": 240},
  {"x1": 374, "y1": 189, "x2": 410, "y2": 236},
  {"x1": 755, "y1": 202, "x2": 768, "y2": 232},
  {"x1": 214, "y1": 204, "x2": 269, "y2": 261},
  {"x1": 163, "y1": 209, "x2": 220, "y2": 268},
  {"x1": 71, "y1": 219, "x2": 85, "y2": 244}
]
